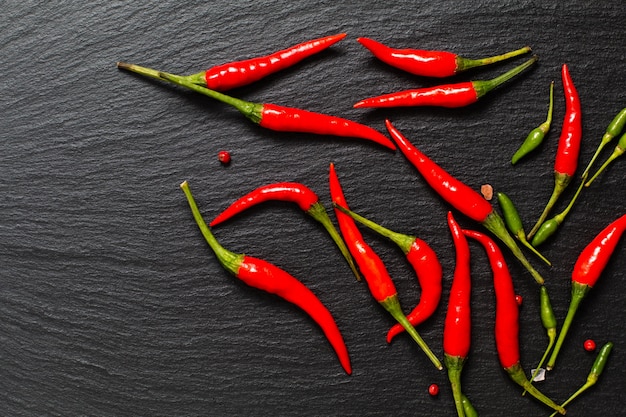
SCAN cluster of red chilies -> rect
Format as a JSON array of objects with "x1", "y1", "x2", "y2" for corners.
[{"x1": 119, "y1": 33, "x2": 624, "y2": 416}]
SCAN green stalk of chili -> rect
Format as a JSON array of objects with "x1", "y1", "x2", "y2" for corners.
[
  {"x1": 329, "y1": 163, "x2": 442, "y2": 370},
  {"x1": 209, "y1": 182, "x2": 360, "y2": 281},
  {"x1": 357, "y1": 37, "x2": 531, "y2": 78},
  {"x1": 444, "y1": 212, "x2": 472, "y2": 417},
  {"x1": 463, "y1": 229, "x2": 565, "y2": 415},
  {"x1": 531, "y1": 176, "x2": 586, "y2": 247},
  {"x1": 581, "y1": 107, "x2": 626, "y2": 179},
  {"x1": 547, "y1": 213, "x2": 626, "y2": 370},
  {"x1": 528, "y1": 64, "x2": 582, "y2": 239},
  {"x1": 461, "y1": 394, "x2": 479, "y2": 417},
  {"x1": 185, "y1": 33, "x2": 347, "y2": 90},
  {"x1": 523, "y1": 285, "x2": 557, "y2": 395},
  {"x1": 116, "y1": 62, "x2": 396, "y2": 149},
  {"x1": 353, "y1": 56, "x2": 537, "y2": 109},
  {"x1": 332, "y1": 204, "x2": 443, "y2": 343},
  {"x1": 548, "y1": 342, "x2": 613, "y2": 417},
  {"x1": 497, "y1": 191, "x2": 551, "y2": 265},
  {"x1": 180, "y1": 181, "x2": 351, "y2": 374},
  {"x1": 585, "y1": 131, "x2": 626, "y2": 187},
  {"x1": 511, "y1": 81, "x2": 555, "y2": 165},
  {"x1": 386, "y1": 119, "x2": 546, "y2": 285}
]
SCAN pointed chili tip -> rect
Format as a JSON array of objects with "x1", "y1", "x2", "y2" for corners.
[{"x1": 353, "y1": 100, "x2": 367, "y2": 109}]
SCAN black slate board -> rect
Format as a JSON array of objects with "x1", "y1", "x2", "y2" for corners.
[{"x1": 2, "y1": 1, "x2": 625, "y2": 416}]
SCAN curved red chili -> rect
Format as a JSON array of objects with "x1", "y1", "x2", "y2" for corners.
[
  {"x1": 332, "y1": 203, "x2": 442, "y2": 343},
  {"x1": 385, "y1": 119, "x2": 545, "y2": 285},
  {"x1": 329, "y1": 163, "x2": 442, "y2": 370},
  {"x1": 180, "y1": 181, "x2": 351, "y2": 375},
  {"x1": 444, "y1": 212, "x2": 472, "y2": 417},
  {"x1": 209, "y1": 182, "x2": 360, "y2": 281},
  {"x1": 189, "y1": 33, "x2": 347, "y2": 91},
  {"x1": 357, "y1": 37, "x2": 531, "y2": 78},
  {"x1": 462, "y1": 229, "x2": 565, "y2": 415},
  {"x1": 116, "y1": 62, "x2": 396, "y2": 150},
  {"x1": 529, "y1": 63, "x2": 582, "y2": 238},
  {"x1": 547, "y1": 213, "x2": 626, "y2": 370},
  {"x1": 353, "y1": 56, "x2": 537, "y2": 108}
]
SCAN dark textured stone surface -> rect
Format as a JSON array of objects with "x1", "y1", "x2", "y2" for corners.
[{"x1": 1, "y1": 1, "x2": 625, "y2": 416}]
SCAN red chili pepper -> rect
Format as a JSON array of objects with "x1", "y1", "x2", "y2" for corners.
[
  {"x1": 186, "y1": 33, "x2": 347, "y2": 91},
  {"x1": 329, "y1": 163, "x2": 442, "y2": 370},
  {"x1": 209, "y1": 182, "x2": 360, "y2": 281},
  {"x1": 332, "y1": 203, "x2": 442, "y2": 343},
  {"x1": 353, "y1": 56, "x2": 537, "y2": 108},
  {"x1": 547, "y1": 213, "x2": 626, "y2": 370},
  {"x1": 385, "y1": 119, "x2": 545, "y2": 285},
  {"x1": 180, "y1": 181, "x2": 351, "y2": 374},
  {"x1": 443, "y1": 212, "x2": 472, "y2": 417},
  {"x1": 357, "y1": 37, "x2": 532, "y2": 78},
  {"x1": 116, "y1": 62, "x2": 396, "y2": 150},
  {"x1": 462, "y1": 229, "x2": 565, "y2": 415},
  {"x1": 528, "y1": 64, "x2": 583, "y2": 238}
]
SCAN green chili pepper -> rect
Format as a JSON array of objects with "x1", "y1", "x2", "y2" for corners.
[
  {"x1": 586, "y1": 131, "x2": 626, "y2": 187},
  {"x1": 461, "y1": 393, "x2": 479, "y2": 417},
  {"x1": 531, "y1": 177, "x2": 586, "y2": 247},
  {"x1": 581, "y1": 108, "x2": 626, "y2": 179},
  {"x1": 497, "y1": 192, "x2": 550, "y2": 265},
  {"x1": 548, "y1": 342, "x2": 613, "y2": 417},
  {"x1": 511, "y1": 81, "x2": 554, "y2": 165},
  {"x1": 524, "y1": 285, "x2": 557, "y2": 395}
]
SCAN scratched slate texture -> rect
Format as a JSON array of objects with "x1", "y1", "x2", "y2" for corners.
[{"x1": 1, "y1": 1, "x2": 625, "y2": 416}]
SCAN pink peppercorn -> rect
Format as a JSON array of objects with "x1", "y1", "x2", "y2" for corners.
[
  {"x1": 218, "y1": 150, "x2": 231, "y2": 164},
  {"x1": 584, "y1": 339, "x2": 596, "y2": 352}
]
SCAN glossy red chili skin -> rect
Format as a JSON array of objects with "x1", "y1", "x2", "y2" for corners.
[
  {"x1": 386, "y1": 119, "x2": 494, "y2": 222},
  {"x1": 463, "y1": 229, "x2": 520, "y2": 369},
  {"x1": 329, "y1": 163, "x2": 397, "y2": 302},
  {"x1": 210, "y1": 182, "x2": 319, "y2": 226},
  {"x1": 572, "y1": 213, "x2": 626, "y2": 287},
  {"x1": 554, "y1": 64, "x2": 582, "y2": 176},
  {"x1": 236, "y1": 255, "x2": 352, "y2": 374},
  {"x1": 354, "y1": 83, "x2": 478, "y2": 108},
  {"x1": 386, "y1": 237, "x2": 443, "y2": 342},
  {"x1": 204, "y1": 33, "x2": 347, "y2": 91},
  {"x1": 259, "y1": 103, "x2": 396, "y2": 149},
  {"x1": 357, "y1": 37, "x2": 458, "y2": 78},
  {"x1": 443, "y1": 212, "x2": 472, "y2": 359}
]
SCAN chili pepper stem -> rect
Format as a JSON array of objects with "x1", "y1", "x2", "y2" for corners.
[
  {"x1": 519, "y1": 235, "x2": 551, "y2": 265},
  {"x1": 547, "y1": 282, "x2": 591, "y2": 370},
  {"x1": 117, "y1": 62, "x2": 263, "y2": 123},
  {"x1": 528, "y1": 173, "x2": 571, "y2": 239},
  {"x1": 333, "y1": 203, "x2": 414, "y2": 253},
  {"x1": 307, "y1": 202, "x2": 361, "y2": 281},
  {"x1": 482, "y1": 212, "x2": 545, "y2": 285},
  {"x1": 582, "y1": 135, "x2": 615, "y2": 181},
  {"x1": 179, "y1": 181, "x2": 244, "y2": 274},
  {"x1": 380, "y1": 295, "x2": 443, "y2": 370},
  {"x1": 581, "y1": 108, "x2": 626, "y2": 179},
  {"x1": 523, "y1": 327, "x2": 556, "y2": 396},
  {"x1": 585, "y1": 139, "x2": 626, "y2": 187},
  {"x1": 505, "y1": 363, "x2": 566, "y2": 414},
  {"x1": 444, "y1": 354, "x2": 467, "y2": 417},
  {"x1": 532, "y1": 176, "x2": 587, "y2": 247},
  {"x1": 472, "y1": 56, "x2": 538, "y2": 98},
  {"x1": 457, "y1": 46, "x2": 532, "y2": 72}
]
